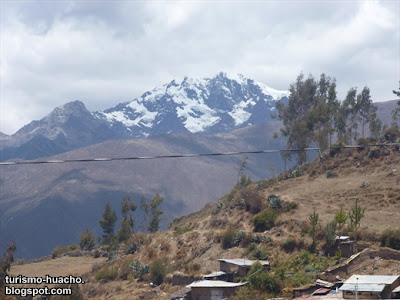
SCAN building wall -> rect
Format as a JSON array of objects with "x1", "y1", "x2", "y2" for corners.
[
  {"x1": 343, "y1": 291, "x2": 380, "y2": 299},
  {"x1": 191, "y1": 287, "x2": 240, "y2": 300}
]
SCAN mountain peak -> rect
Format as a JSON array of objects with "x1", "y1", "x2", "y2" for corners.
[
  {"x1": 53, "y1": 100, "x2": 89, "y2": 115},
  {"x1": 97, "y1": 73, "x2": 290, "y2": 136}
]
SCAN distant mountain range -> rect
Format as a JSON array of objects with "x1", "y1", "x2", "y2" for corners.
[{"x1": 0, "y1": 72, "x2": 289, "y2": 161}]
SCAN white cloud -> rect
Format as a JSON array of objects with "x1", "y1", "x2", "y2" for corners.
[{"x1": 0, "y1": 0, "x2": 398, "y2": 134}]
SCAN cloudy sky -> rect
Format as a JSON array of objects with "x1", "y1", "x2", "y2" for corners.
[{"x1": 0, "y1": 1, "x2": 399, "y2": 135}]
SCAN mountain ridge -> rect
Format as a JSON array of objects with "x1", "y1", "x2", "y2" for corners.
[{"x1": 0, "y1": 72, "x2": 289, "y2": 161}]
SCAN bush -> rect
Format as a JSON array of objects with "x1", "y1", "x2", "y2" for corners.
[
  {"x1": 326, "y1": 170, "x2": 334, "y2": 178},
  {"x1": 80, "y1": 229, "x2": 95, "y2": 251},
  {"x1": 96, "y1": 264, "x2": 118, "y2": 282},
  {"x1": 357, "y1": 137, "x2": 370, "y2": 148},
  {"x1": 283, "y1": 201, "x2": 298, "y2": 212},
  {"x1": 253, "y1": 209, "x2": 278, "y2": 232},
  {"x1": 236, "y1": 175, "x2": 252, "y2": 189},
  {"x1": 267, "y1": 194, "x2": 281, "y2": 209},
  {"x1": 221, "y1": 227, "x2": 243, "y2": 249},
  {"x1": 232, "y1": 286, "x2": 260, "y2": 300},
  {"x1": 241, "y1": 232, "x2": 254, "y2": 247},
  {"x1": 251, "y1": 235, "x2": 265, "y2": 244},
  {"x1": 150, "y1": 258, "x2": 168, "y2": 285},
  {"x1": 130, "y1": 260, "x2": 150, "y2": 280},
  {"x1": 250, "y1": 248, "x2": 268, "y2": 260},
  {"x1": 51, "y1": 244, "x2": 79, "y2": 259},
  {"x1": 291, "y1": 169, "x2": 302, "y2": 178},
  {"x1": 380, "y1": 229, "x2": 400, "y2": 250},
  {"x1": 329, "y1": 142, "x2": 343, "y2": 157},
  {"x1": 93, "y1": 249, "x2": 101, "y2": 258},
  {"x1": 383, "y1": 126, "x2": 400, "y2": 142},
  {"x1": 248, "y1": 262, "x2": 281, "y2": 294},
  {"x1": 241, "y1": 188, "x2": 263, "y2": 214},
  {"x1": 125, "y1": 243, "x2": 138, "y2": 255},
  {"x1": 282, "y1": 238, "x2": 297, "y2": 253}
]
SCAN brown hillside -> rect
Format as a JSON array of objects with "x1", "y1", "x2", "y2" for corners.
[{"x1": 7, "y1": 143, "x2": 400, "y2": 299}]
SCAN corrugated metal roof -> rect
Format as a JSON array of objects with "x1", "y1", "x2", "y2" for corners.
[
  {"x1": 342, "y1": 274, "x2": 399, "y2": 284},
  {"x1": 340, "y1": 283, "x2": 386, "y2": 293},
  {"x1": 203, "y1": 271, "x2": 225, "y2": 278},
  {"x1": 315, "y1": 279, "x2": 334, "y2": 288},
  {"x1": 217, "y1": 258, "x2": 270, "y2": 267},
  {"x1": 339, "y1": 275, "x2": 400, "y2": 293},
  {"x1": 336, "y1": 236, "x2": 350, "y2": 240},
  {"x1": 186, "y1": 280, "x2": 248, "y2": 288},
  {"x1": 312, "y1": 288, "x2": 331, "y2": 295}
]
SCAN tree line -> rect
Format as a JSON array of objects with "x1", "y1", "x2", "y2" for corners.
[
  {"x1": 79, "y1": 193, "x2": 164, "y2": 252},
  {"x1": 275, "y1": 74, "x2": 400, "y2": 163}
]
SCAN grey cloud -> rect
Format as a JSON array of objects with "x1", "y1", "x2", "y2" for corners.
[{"x1": 0, "y1": 1, "x2": 398, "y2": 134}]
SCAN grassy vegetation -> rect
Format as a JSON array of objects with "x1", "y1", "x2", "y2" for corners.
[
  {"x1": 51, "y1": 244, "x2": 79, "y2": 259},
  {"x1": 380, "y1": 229, "x2": 400, "y2": 250},
  {"x1": 253, "y1": 209, "x2": 278, "y2": 232}
]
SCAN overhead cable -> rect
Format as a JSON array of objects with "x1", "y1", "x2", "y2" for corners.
[{"x1": 0, "y1": 143, "x2": 398, "y2": 166}]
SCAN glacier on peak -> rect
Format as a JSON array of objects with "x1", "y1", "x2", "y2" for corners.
[{"x1": 95, "y1": 72, "x2": 289, "y2": 136}]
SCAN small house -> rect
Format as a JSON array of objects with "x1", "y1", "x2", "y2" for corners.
[
  {"x1": 186, "y1": 280, "x2": 248, "y2": 300},
  {"x1": 217, "y1": 258, "x2": 270, "y2": 281},
  {"x1": 339, "y1": 275, "x2": 400, "y2": 299},
  {"x1": 331, "y1": 236, "x2": 355, "y2": 258}
]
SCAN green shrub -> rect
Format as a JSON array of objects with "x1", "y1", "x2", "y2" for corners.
[
  {"x1": 380, "y1": 229, "x2": 400, "y2": 250},
  {"x1": 248, "y1": 262, "x2": 281, "y2": 294},
  {"x1": 236, "y1": 174, "x2": 252, "y2": 189},
  {"x1": 288, "y1": 272, "x2": 314, "y2": 287},
  {"x1": 213, "y1": 202, "x2": 223, "y2": 215},
  {"x1": 253, "y1": 209, "x2": 278, "y2": 232},
  {"x1": 221, "y1": 227, "x2": 242, "y2": 249},
  {"x1": 250, "y1": 248, "x2": 268, "y2": 260},
  {"x1": 126, "y1": 243, "x2": 138, "y2": 255},
  {"x1": 291, "y1": 169, "x2": 302, "y2": 178},
  {"x1": 368, "y1": 149, "x2": 380, "y2": 159},
  {"x1": 234, "y1": 231, "x2": 245, "y2": 246},
  {"x1": 79, "y1": 229, "x2": 95, "y2": 251},
  {"x1": 326, "y1": 170, "x2": 334, "y2": 178},
  {"x1": 383, "y1": 126, "x2": 400, "y2": 142},
  {"x1": 284, "y1": 201, "x2": 299, "y2": 212},
  {"x1": 130, "y1": 260, "x2": 150, "y2": 280},
  {"x1": 251, "y1": 235, "x2": 265, "y2": 243},
  {"x1": 173, "y1": 227, "x2": 193, "y2": 235},
  {"x1": 232, "y1": 286, "x2": 260, "y2": 300},
  {"x1": 96, "y1": 264, "x2": 118, "y2": 282},
  {"x1": 150, "y1": 258, "x2": 168, "y2": 285},
  {"x1": 267, "y1": 194, "x2": 281, "y2": 209},
  {"x1": 51, "y1": 244, "x2": 79, "y2": 259}
]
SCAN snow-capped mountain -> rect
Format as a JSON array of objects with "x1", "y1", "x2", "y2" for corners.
[
  {"x1": 94, "y1": 72, "x2": 289, "y2": 137},
  {"x1": 1, "y1": 72, "x2": 289, "y2": 161}
]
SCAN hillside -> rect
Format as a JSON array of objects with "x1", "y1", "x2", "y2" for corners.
[
  {"x1": 5, "y1": 140, "x2": 400, "y2": 299},
  {"x1": 0, "y1": 121, "x2": 291, "y2": 259}
]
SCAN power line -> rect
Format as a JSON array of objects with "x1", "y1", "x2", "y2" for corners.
[{"x1": 0, "y1": 143, "x2": 398, "y2": 166}]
